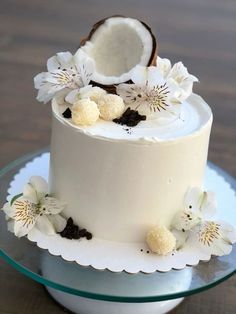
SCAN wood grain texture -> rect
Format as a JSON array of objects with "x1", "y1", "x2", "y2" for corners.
[{"x1": 0, "y1": 0, "x2": 235, "y2": 313}]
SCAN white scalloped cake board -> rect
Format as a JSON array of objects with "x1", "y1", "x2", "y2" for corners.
[{"x1": 7, "y1": 153, "x2": 236, "y2": 273}]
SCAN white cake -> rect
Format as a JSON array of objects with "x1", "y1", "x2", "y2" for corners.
[
  {"x1": 49, "y1": 93, "x2": 212, "y2": 242},
  {"x1": 5, "y1": 16, "x2": 224, "y2": 259}
]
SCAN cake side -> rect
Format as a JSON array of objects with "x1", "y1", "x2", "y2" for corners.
[{"x1": 49, "y1": 95, "x2": 212, "y2": 242}]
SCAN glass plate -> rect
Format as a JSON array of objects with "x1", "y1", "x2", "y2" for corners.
[{"x1": 0, "y1": 148, "x2": 236, "y2": 303}]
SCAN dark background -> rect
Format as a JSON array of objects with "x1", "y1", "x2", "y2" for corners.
[{"x1": 0, "y1": 0, "x2": 236, "y2": 313}]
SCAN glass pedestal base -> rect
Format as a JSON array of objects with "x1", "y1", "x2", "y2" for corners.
[
  {"x1": 46, "y1": 287, "x2": 184, "y2": 314},
  {"x1": 42, "y1": 252, "x2": 191, "y2": 314}
]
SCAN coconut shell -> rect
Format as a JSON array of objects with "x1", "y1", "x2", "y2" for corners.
[{"x1": 80, "y1": 15, "x2": 157, "y2": 94}]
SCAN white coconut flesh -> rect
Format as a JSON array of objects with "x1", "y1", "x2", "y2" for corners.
[{"x1": 81, "y1": 17, "x2": 154, "y2": 85}]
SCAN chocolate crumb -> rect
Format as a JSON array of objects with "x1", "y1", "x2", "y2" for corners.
[
  {"x1": 62, "y1": 107, "x2": 72, "y2": 119},
  {"x1": 124, "y1": 126, "x2": 132, "y2": 134},
  {"x1": 113, "y1": 107, "x2": 146, "y2": 127},
  {"x1": 60, "y1": 217, "x2": 77, "y2": 239},
  {"x1": 59, "y1": 217, "x2": 92, "y2": 240},
  {"x1": 67, "y1": 217, "x2": 74, "y2": 226},
  {"x1": 72, "y1": 225, "x2": 80, "y2": 239},
  {"x1": 79, "y1": 228, "x2": 87, "y2": 238},
  {"x1": 85, "y1": 232, "x2": 93, "y2": 240}
]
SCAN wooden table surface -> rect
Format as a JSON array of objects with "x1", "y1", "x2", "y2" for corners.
[{"x1": 0, "y1": 0, "x2": 235, "y2": 313}]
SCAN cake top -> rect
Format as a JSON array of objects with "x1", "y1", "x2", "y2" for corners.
[
  {"x1": 52, "y1": 93, "x2": 211, "y2": 143},
  {"x1": 34, "y1": 16, "x2": 212, "y2": 142}
]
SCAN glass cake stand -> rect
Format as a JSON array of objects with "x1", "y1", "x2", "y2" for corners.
[{"x1": 0, "y1": 148, "x2": 236, "y2": 314}]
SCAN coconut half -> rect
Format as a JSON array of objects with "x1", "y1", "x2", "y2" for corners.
[{"x1": 80, "y1": 16, "x2": 157, "y2": 90}]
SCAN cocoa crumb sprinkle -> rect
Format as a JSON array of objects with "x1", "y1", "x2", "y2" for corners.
[{"x1": 113, "y1": 107, "x2": 146, "y2": 127}]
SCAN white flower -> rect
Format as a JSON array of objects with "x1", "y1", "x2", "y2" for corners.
[
  {"x1": 34, "y1": 49, "x2": 94, "y2": 104},
  {"x1": 116, "y1": 65, "x2": 183, "y2": 119},
  {"x1": 167, "y1": 62, "x2": 198, "y2": 101},
  {"x1": 172, "y1": 187, "x2": 217, "y2": 231},
  {"x1": 156, "y1": 56, "x2": 198, "y2": 101},
  {"x1": 189, "y1": 220, "x2": 236, "y2": 256},
  {"x1": 2, "y1": 176, "x2": 66, "y2": 237},
  {"x1": 171, "y1": 186, "x2": 236, "y2": 256}
]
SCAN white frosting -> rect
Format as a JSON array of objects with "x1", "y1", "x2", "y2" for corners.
[
  {"x1": 49, "y1": 94, "x2": 212, "y2": 242},
  {"x1": 52, "y1": 93, "x2": 211, "y2": 144}
]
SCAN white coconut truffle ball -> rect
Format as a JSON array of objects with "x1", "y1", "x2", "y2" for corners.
[
  {"x1": 72, "y1": 99, "x2": 99, "y2": 126},
  {"x1": 146, "y1": 225, "x2": 176, "y2": 255},
  {"x1": 97, "y1": 94, "x2": 125, "y2": 121},
  {"x1": 81, "y1": 86, "x2": 107, "y2": 103}
]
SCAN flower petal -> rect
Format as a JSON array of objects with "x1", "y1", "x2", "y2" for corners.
[
  {"x1": 78, "y1": 85, "x2": 94, "y2": 99},
  {"x1": 34, "y1": 72, "x2": 48, "y2": 89},
  {"x1": 172, "y1": 209, "x2": 201, "y2": 231},
  {"x1": 36, "y1": 85, "x2": 59, "y2": 104},
  {"x1": 166, "y1": 78, "x2": 185, "y2": 103},
  {"x1": 35, "y1": 215, "x2": 56, "y2": 235},
  {"x1": 2, "y1": 202, "x2": 15, "y2": 218},
  {"x1": 54, "y1": 88, "x2": 71, "y2": 105},
  {"x1": 23, "y1": 183, "x2": 38, "y2": 204},
  {"x1": 36, "y1": 81, "x2": 64, "y2": 104},
  {"x1": 47, "y1": 56, "x2": 60, "y2": 71},
  {"x1": 47, "y1": 214, "x2": 67, "y2": 232},
  {"x1": 131, "y1": 65, "x2": 164, "y2": 88},
  {"x1": 145, "y1": 66, "x2": 165, "y2": 88},
  {"x1": 184, "y1": 187, "x2": 217, "y2": 219},
  {"x1": 130, "y1": 65, "x2": 148, "y2": 86},
  {"x1": 218, "y1": 220, "x2": 236, "y2": 244},
  {"x1": 74, "y1": 48, "x2": 88, "y2": 63},
  {"x1": 7, "y1": 219, "x2": 15, "y2": 233},
  {"x1": 184, "y1": 187, "x2": 202, "y2": 211},
  {"x1": 179, "y1": 81, "x2": 194, "y2": 100},
  {"x1": 168, "y1": 62, "x2": 198, "y2": 84},
  {"x1": 14, "y1": 218, "x2": 36, "y2": 237},
  {"x1": 116, "y1": 83, "x2": 147, "y2": 107},
  {"x1": 41, "y1": 197, "x2": 66, "y2": 215},
  {"x1": 171, "y1": 229, "x2": 188, "y2": 250},
  {"x1": 200, "y1": 191, "x2": 217, "y2": 219},
  {"x1": 29, "y1": 176, "x2": 48, "y2": 201},
  {"x1": 156, "y1": 57, "x2": 171, "y2": 78},
  {"x1": 74, "y1": 49, "x2": 94, "y2": 85},
  {"x1": 47, "y1": 52, "x2": 74, "y2": 71},
  {"x1": 65, "y1": 88, "x2": 80, "y2": 105}
]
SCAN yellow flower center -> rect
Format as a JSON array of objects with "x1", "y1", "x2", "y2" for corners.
[
  {"x1": 198, "y1": 222, "x2": 220, "y2": 246},
  {"x1": 13, "y1": 199, "x2": 39, "y2": 227}
]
